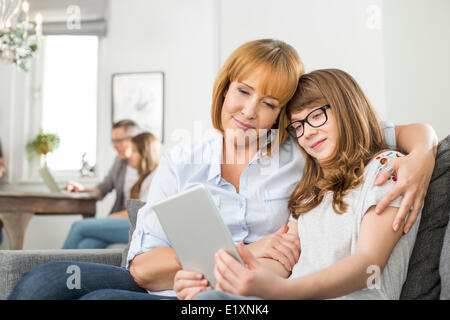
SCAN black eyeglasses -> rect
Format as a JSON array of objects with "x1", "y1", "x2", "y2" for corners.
[{"x1": 285, "y1": 105, "x2": 331, "y2": 139}]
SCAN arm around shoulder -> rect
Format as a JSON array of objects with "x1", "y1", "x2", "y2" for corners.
[{"x1": 395, "y1": 123, "x2": 438, "y2": 156}]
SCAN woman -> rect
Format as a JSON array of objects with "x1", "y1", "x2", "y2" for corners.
[
  {"x1": 9, "y1": 40, "x2": 436, "y2": 300},
  {"x1": 62, "y1": 132, "x2": 161, "y2": 249},
  {"x1": 195, "y1": 69, "x2": 423, "y2": 300}
]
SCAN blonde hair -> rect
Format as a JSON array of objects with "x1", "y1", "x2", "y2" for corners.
[
  {"x1": 211, "y1": 39, "x2": 304, "y2": 155},
  {"x1": 286, "y1": 69, "x2": 389, "y2": 218},
  {"x1": 129, "y1": 132, "x2": 161, "y2": 200}
]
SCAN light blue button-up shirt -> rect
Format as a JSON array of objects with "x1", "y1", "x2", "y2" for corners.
[{"x1": 126, "y1": 122, "x2": 396, "y2": 297}]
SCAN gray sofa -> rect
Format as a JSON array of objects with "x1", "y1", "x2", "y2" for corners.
[{"x1": 1, "y1": 135, "x2": 449, "y2": 300}]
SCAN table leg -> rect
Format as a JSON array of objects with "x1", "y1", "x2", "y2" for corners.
[{"x1": 0, "y1": 212, "x2": 34, "y2": 250}]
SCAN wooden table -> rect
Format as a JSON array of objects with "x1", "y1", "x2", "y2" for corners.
[{"x1": 0, "y1": 191, "x2": 97, "y2": 250}]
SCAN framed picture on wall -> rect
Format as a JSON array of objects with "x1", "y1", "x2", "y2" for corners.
[{"x1": 112, "y1": 71, "x2": 164, "y2": 143}]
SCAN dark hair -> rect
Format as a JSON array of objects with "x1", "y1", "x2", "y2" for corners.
[{"x1": 112, "y1": 119, "x2": 141, "y2": 137}]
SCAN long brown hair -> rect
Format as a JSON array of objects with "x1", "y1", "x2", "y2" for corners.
[
  {"x1": 210, "y1": 39, "x2": 304, "y2": 156},
  {"x1": 129, "y1": 132, "x2": 161, "y2": 199},
  {"x1": 286, "y1": 69, "x2": 388, "y2": 218}
]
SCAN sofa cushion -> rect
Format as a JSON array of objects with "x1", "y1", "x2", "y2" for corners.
[
  {"x1": 0, "y1": 249, "x2": 123, "y2": 300},
  {"x1": 400, "y1": 135, "x2": 450, "y2": 299},
  {"x1": 121, "y1": 199, "x2": 146, "y2": 267}
]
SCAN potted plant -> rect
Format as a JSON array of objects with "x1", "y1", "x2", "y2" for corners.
[{"x1": 27, "y1": 129, "x2": 60, "y2": 167}]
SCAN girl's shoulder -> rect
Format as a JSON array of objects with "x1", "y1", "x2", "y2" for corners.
[{"x1": 352, "y1": 150, "x2": 404, "y2": 219}]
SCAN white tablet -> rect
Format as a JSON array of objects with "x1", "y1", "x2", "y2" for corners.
[{"x1": 153, "y1": 184, "x2": 244, "y2": 288}]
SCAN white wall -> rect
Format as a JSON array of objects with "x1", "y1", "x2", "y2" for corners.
[
  {"x1": 220, "y1": 0, "x2": 387, "y2": 116},
  {"x1": 383, "y1": 0, "x2": 450, "y2": 140},
  {"x1": 97, "y1": 0, "x2": 218, "y2": 157}
]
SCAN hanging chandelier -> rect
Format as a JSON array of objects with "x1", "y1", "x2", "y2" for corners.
[{"x1": 0, "y1": 0, "x2": 42, "y2": 71}]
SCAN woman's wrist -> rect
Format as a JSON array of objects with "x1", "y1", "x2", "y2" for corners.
[{"x1": 410, "y1": 148, "x2": 437, "y2": 170}]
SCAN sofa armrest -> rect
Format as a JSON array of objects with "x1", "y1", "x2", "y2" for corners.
[{"x1": 0, "y1": 248, "x2": 123, "y2": 300}]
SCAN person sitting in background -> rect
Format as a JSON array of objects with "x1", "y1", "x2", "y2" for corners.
[
  {"x1": 65, "y1": 119, "x2": 141, "y2": 215},
  {"x1": 62, "y1": 131, "x2": 161, "y2": 249}
]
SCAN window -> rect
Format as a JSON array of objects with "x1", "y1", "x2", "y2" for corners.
[{"x1": 40, "y1": 35, "x2": 98, "y2": 173}]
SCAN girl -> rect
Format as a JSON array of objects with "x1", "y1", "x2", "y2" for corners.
[
  {"x1": 62, "y1": 132, "x2": 161, "y2": 249},
  {"x1": 201, "y1": 69, "x2": 422, "y2": 300},
  {"x1": 121, "y1": 132, "x2": 161, "y2": 209}
]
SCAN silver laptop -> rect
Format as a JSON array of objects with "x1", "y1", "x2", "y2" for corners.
[
  {"x1": 38, "y1": 166, "x2": 62, "y2": 193},
  {"x1": 153, "y1": 184, "x2": 244, "y2": 288}
]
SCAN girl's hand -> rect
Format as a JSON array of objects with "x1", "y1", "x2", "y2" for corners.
[
  {"x1": 214, "y1": 242, "x2": 285, "y2": 299},
  {"x1": 374, "y1": 149, "x2": 435, "y2": 234},
  {"x1": 245, "y1": 224, "x2": 300, "y2": 272},
  {"x1": 173, "y1": 270, "x2": 212, "y2": 300}
]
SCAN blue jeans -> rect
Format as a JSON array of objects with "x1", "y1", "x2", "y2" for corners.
[
  {"x1": 62, "y1": 217, "x2": 131, "y2": 249},
  {"x1": 8, "y1": 261, "x2": 177, "y2": 300},
  {"x1": 195, "y1": 290, "x2": 262, "y2": 300}
]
